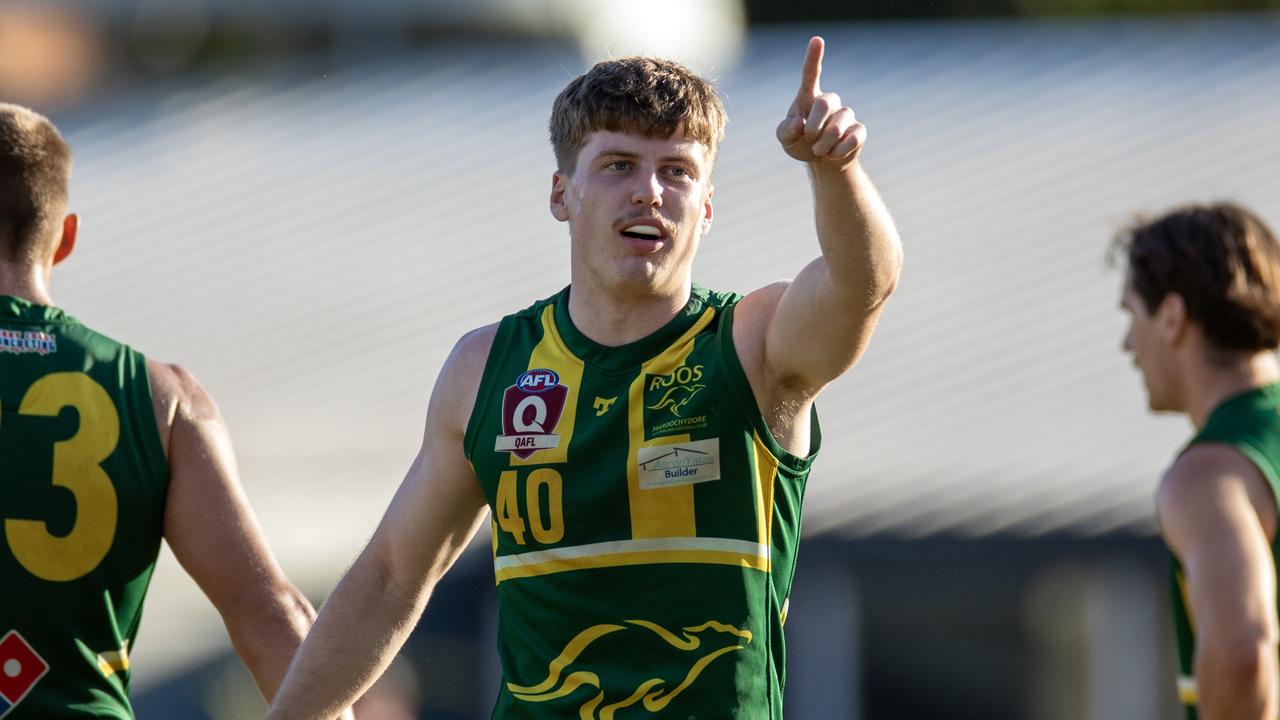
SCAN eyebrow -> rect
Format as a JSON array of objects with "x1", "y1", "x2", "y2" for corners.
[{"x1": 596, "y1": 148, "x2": 700, "y2": 165}]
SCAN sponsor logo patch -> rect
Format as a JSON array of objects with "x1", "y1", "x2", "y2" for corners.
[
  {"x1": 495, "y1": 369, "x2": 569, "y2": 459},
  {"x1": 644, "y1": 364, "x2": 710, "y2": 438},
  {"x1": 637, "y1": 438, "x2": 721, "y2": 489},
  {"x1": 0, "y1": 330, "x2": 56, "y2": 356},
  {"x1": 0, "y1": 631, "x2": 49, "y2": 718}
]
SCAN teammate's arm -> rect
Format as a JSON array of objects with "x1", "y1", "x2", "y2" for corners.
[
  {"x1": 149, "y1": 360, "x2": 337, "y2": 708},
  {"x1": 1159, "y1": 444, "x2": 1280, "y2": 720},
  {"x1": 266, "y1": 326, "x2": 494, "y2": 720},
  {"x1": 735, "y1": 36, "x2": 902, "y2": 414}
]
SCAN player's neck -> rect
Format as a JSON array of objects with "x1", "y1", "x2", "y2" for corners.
[
  {"x1": 566, "y1": 280, "x2": 691, "y2": 347},
  {"x1": 1185, "y1": 351, "x2": 1280, "y2": 429},
  {"x1": 0, "y1": 262, "x2": 54, "y2": 306}
]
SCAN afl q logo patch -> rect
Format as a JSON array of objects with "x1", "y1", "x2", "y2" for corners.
[{"x1": 495, "y1": 369, "x2": 568, "y2": 459}]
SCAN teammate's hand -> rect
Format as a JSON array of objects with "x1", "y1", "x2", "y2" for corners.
[{"x1": 776, "y1": 36, "x2": 866, "y2": 168}]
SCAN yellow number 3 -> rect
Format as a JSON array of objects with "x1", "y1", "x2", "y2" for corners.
[{"x1": 2, "y1": 372, "x2": 120, "y2": 581}]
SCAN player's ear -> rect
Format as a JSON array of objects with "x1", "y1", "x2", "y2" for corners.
[
  {"x1": 701, "y1": 185, "x2": 714, "y2": 235},
  {"x1": 52, "y1": 213, "x2": 78, "y2": 265},
  {"x1": 1157, "y1": 292, "x2": 1187, "y2": 346},
  {"x1": 550, "y1": 170, "x2": 570, "y2": 223}
]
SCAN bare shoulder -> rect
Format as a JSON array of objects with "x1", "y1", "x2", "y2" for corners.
[
  {"x1": 449, "y1": 323, "x2": 500, "y2": 374},
  {"x1": 145, "y1": 358, "x2": 222, "y2": 458},
  {"x1": 430, "y1": 323, "x2": 500, "y2": 432},
  {"x1": 1160, "y1": 444, "x2": 1268, "y2": 505},
  {"x1": 1158, "y1": 443, "x2": 1278, "y2": 547}
]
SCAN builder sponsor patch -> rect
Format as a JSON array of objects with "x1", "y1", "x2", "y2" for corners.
[{"x1": 637, "y1": 438, "x2": 721, "y2": 489}]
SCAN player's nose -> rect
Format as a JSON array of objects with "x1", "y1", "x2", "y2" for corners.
[{"x1": 631, "y1": 172, "x2": 663, "y2": 207}]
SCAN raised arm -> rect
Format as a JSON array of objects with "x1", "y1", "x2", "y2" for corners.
[
  {"x1": 1159, "y1": 444, "x2": 1280, "y2": 720},
  {"x1": 149, "y1": 360, "x2": 327, "y2": 705},
  {"x1": 736, "y1": 36, "x2": 902, "y2": 416},
  {"x1": 266, "y1": 326, "x2": 495, "y2": 720}
]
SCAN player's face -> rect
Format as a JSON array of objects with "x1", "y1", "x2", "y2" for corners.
[
  {"x1": 1120, "y1": 274, "x2": 1180, "y2": 412},
  {"x1": 551, "y1": 128, "x2": 713, "y2": 297}
]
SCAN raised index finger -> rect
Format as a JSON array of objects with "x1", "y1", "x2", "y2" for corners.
[{"x1": 797, "y1": 36, "x2": 824, "y2": 99}]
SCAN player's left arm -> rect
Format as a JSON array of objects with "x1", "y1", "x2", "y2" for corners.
[
  {"x1": 149, "y1": 360, "x2": 346, "y2": 714},
  {"x1": 737, "y1": 36, "x2": 902, "y2": 404},
  {"x1": 1159, "y1": 443, "x2": 1280, "y2": 720}
]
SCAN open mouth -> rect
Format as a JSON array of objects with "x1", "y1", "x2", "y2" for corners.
[{"x1": 620, "y1": 224, "x2": 664, "y2": 240}]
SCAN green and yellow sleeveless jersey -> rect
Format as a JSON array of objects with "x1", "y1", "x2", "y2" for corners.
[
  {"x1": 0, "y1": 296, "x2": 169, "y2": 719},
  {"x1": 1171, "y1": 382, "x2": 1280, "y2": 720},
  {"x1": 463, "y1": 285, "x2": 819, "y2": 719}
]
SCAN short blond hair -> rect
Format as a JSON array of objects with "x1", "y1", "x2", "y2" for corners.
[
  {"x1": 0, "y1": 103, "x2": 72, "y2": 262},
  {"x1": 549, "y1": 56, "x2": 726, "y2": 173}
]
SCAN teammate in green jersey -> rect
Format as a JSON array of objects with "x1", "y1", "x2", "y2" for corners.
[
  {"x1": 1116, "y1": 202, "x2": 1280, "y2": 720},
  {"x1": 269, "y1": 36, "x2": 902, "y2": 720},
  {"x1": 0, "y1": 105, "x2": 347, "y2": 718}
]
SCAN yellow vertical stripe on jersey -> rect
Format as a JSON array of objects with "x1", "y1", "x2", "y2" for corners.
[
  {"x1": 752, "y1": 431, "x2": 779, "y2": 551},
  {"x1": 510, "y1": 305, "x2": 584, "y2": 467},
  {"x1": 627, "y1": 308, "x2": 716, "y2": 539}
]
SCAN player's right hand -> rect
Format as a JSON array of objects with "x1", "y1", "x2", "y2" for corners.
[{"x1": 776, "y1": 36, "x2": 867, "y2": 169}]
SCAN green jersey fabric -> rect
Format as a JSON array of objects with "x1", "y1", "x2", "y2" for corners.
[
  {"x1": 1171, "y1": 382, "x2": 1280, "y2": 720},
  {"x1": 463, "y1": 285, "x2": 820, "y2": 720},
  {"x1": 0, "y1": 296, "x2": 169, "y2": 719}
]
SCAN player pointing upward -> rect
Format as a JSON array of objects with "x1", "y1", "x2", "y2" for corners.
[{"x1": 269, "y1": 36, "x2": 901, "y2": 719}]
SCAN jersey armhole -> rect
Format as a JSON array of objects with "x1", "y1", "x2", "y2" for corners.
[
  {"x1": 716, "y1": 302, "x2": 822, "y2": 473},
  {"x1": 1226, "y1": 441, "x2": 1280, "y2": 528},
  {"x1": 462, "y1": 320, "x2": 515, "y2": 462},
  {"x1": 132, "y1": 350, "x2": 172, "y2": 494}
]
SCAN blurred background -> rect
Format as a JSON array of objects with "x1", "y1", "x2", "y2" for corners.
[{"x1": 5, "y1": 0, "x2": 1280, "y2": 717}]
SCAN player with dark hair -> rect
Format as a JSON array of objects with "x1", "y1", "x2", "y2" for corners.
[
  {"x1": 1116, "y1": 202, "x2": 1280, "y2": 719},
  {"x1": 0, "y1": 103, "x2": 344, "y2": 718},
  {"x1": 270, "y1": 36, "x2": 902, "y2": 719}
]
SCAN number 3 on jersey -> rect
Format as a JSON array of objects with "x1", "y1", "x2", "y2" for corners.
[{"x1": 1, "y1": 372, "x2": 120, "y2": 582}]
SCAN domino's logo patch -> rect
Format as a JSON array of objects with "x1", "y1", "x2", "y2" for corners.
[{"x1": 0, "y1": 631, "x2": 48, "y2": 718}]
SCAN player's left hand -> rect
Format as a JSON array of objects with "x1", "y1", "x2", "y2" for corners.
[{"x1": 776, "y1": 36, "x2": 866, "y2": 168}]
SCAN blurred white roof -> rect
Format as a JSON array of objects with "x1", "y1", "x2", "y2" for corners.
[{"x1": 43, "y1": 14, "x2": 1280, "y2": 676}]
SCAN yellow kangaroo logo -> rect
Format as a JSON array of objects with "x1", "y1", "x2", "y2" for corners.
[
  {"x1": 645, "y1": 384, "x2": 705, "y2": 418},
  {"x1": 507, "y1": 620, "x2": 752, "y2": 718}
]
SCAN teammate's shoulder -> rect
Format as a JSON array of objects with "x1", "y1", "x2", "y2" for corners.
[
  {"x1": 1161, "y1": 442, "x2": 1266, "y2": 507},
  {"x1": 1159, "y1": 441, "x2": 1278, "y2": 550},
  {"x1": 146, "y1": 358, "x2": 220, "y2": 424},
  {"x1": 51, "y1": 311, "x2": 137, "y2": 355}
]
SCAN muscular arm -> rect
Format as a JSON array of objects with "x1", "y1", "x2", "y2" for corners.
[
  {"x1": 266, "y1": 326, "x2": 494, "y2": 720},
  {"x1": 735, "y1": 37, "x2": 902, "y2": 447},
  {"x1": 1159, "y1": 444, "x2": 1280, "y2": 720},
  {"x1": 149, "y1": 360, "x2": 329, "y2": 705}
]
